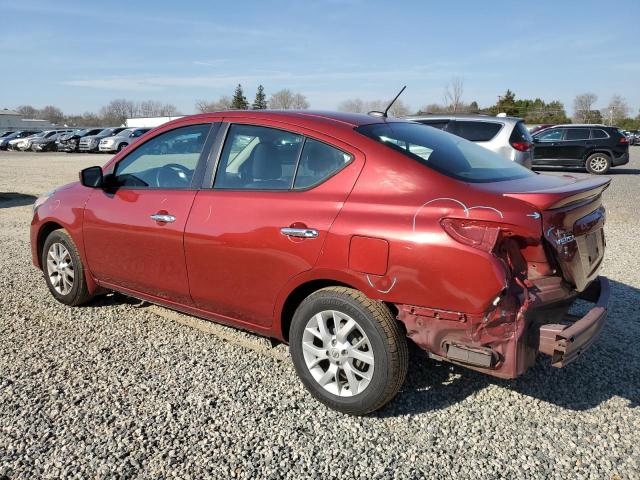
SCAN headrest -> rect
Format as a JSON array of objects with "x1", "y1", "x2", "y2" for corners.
[{"x1": 251, "y1": 143, "x2": 281, "y2": 180}]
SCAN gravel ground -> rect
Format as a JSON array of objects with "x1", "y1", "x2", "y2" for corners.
[{"x1": 0, "y1": 150, "x2": 639, "y2": 479}]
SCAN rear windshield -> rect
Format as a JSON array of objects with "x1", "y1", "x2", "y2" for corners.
[
  {"x1": 356, "y1": 122, "x2": 535, "y2": 183},
  {"x1": 449, "y1": 121, "x2": 502, "y2": 142}
]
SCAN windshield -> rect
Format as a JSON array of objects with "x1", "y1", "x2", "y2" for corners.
[
  {"x1": 117, "y1": 128, "x2": 134, "y2": 136},
  {"x1": 97, "y1": 128, "x2": 114, "y2": 137},
  {"x1": 356, "y1": 122, "x2": 535, "y2": 183}
]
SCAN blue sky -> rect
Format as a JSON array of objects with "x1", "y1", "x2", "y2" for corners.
[{"x1": 1, "y1": 0, "x2": 639, "y2": 116}]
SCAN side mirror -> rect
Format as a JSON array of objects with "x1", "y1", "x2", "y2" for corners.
[
  {"x1": 533, "y1": 137, "x2": 540, "y2": 143},
  {"x1": 79, "y1": 166, "x2": 103, "y2": 188}
]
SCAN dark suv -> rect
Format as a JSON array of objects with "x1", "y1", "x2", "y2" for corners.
[{"x1": 532, "y1": 125, "x2": 629, "y2": 174}]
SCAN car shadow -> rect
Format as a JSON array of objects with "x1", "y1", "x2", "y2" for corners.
[
  {"x1": 0, "y1": 192, "x2": 37, "y2": 209},
  {"x1": 84, "y1": 291, "x2": 150, "y2": 308},
  {"x1": 378, "y1": 278, "x2": 640, "y2": 417}
]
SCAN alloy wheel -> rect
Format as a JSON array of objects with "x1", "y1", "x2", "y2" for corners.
[
  {"x1": 589, "y1": 156, "x2": 608, "y2": 173},
  {"x1": 46, "y1": 242, "x2": 74, "y2": 295},
  {"x1": 301, "y1": 310, "x2": 374, "y2": 397}
]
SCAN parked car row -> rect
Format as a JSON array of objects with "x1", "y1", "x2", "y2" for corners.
[
  {"x1": 0, "y1": 127, "x2": 151, "y2": 153},
  {"x1": 403, "y1": 115, "x2": 631, "y2": 175}
]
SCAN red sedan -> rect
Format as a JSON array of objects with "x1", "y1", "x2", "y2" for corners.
[{"x1": 31, "y1": 111, "x2": 610, "y2": 415}]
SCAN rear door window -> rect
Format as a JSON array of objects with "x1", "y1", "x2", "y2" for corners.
[
  {"x1": 565, "y1": 128, "x2": 590, "y2": 141},
  {"x1": 214, "y1": 124, "x2": 303, "y2": 190},
  {"x1": 449, "y1": 121, "x2": 502, "y2": 142},
  {"x1": 590, "y1": 129, "x2": 609, "y2": 139},
  {"x1": 293, "y1": 139, "x2": 352, "y2": 189}
]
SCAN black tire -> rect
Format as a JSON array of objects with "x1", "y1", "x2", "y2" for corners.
[
  {"x1": 289, "y1": 286, "x2": 408, "y2": 415},
  {"x1": 42, "y1": 229, "x2": 93, "y2": 306},
  {"x1": 117, "y1": 143, "x2": 127, "y2": 152},
  {"x1": 585, "y1": 153, "x2": 611, "y2": 175}
]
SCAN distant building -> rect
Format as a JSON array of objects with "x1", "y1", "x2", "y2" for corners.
[
  {"x1": 0, "y1": 109, "x2": 56, "y2": 130},
  {"x1": 125, "y1": 115, "x2": 183, "y2": 128}
]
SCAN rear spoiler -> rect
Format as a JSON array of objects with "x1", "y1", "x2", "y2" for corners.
[{"x1": 503, "y1": 176, "x2": 611, "y2": 210}]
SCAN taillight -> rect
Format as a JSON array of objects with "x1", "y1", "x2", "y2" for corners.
[
  {"x1": 511, "y1": 141, "x2": 532, "y2": 152},
  {"x1": 440, "y1": 218, "x2": 501, "y2": 252},
  {"x1": 619, "y1": 136, "x2": 628, "y2": 144}
]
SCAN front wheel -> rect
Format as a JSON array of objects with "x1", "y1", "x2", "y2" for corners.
[
  {"x1": 42, "y1": 229, "x2": 93, "y2": 306},
  {"x1": 585, "y1": 153, "x2": 611, "y2": 174},
  {"x1": 289, "y1": 287, "x2": 408, "y2": 415}
]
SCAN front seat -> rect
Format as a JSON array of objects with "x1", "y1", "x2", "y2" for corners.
[{"x1": 244, "y1": 143, "x2": 290, "y2": 189}]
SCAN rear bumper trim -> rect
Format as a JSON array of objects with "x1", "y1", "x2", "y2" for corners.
[{"x1": 538, "y1": 276, "x2": 609, "y2": 367}]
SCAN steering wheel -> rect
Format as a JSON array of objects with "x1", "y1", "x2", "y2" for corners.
[{"x1": 155, "y1": 163, "x2": 191, "y2": 188}]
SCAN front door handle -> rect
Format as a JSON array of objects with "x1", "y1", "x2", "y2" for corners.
[
  {"x1": 150, "y1": 213, "x2": 176, "y2": 223},
  {"x1": 280, "y1": 227, "x2": 318, "y2": 238}
]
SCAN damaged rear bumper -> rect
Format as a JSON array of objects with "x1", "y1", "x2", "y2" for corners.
[{"x1": 538, "y1": 276, "x2": 609, "y2": 367}]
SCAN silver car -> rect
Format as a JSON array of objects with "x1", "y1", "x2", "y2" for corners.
[
  {"x1": 78, "y1": 127, "x2": 128, "y2": 152},
  {"x1": 98, "y1": 127, "x2": 151, "y2": 153},
  {"x1": 404, "y1": 114, "x2": 534, "y2": 168}
]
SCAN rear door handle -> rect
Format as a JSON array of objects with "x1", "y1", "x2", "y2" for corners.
[
  {"x1": 280, "y1": 227, "x2": 318, "y2": 238},
  {"x1": 150, "y1": 213, "x2": 176, "y2": 223}
]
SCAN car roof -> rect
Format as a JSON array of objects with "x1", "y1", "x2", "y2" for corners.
[
  {"x1": 183, "y1": 110, "x2": 396, "y2": 129},
  {"x1": 551, "y1": 124, "x2": 610, "y2": 128},
  {"x1": 405, "y1": 113, "x2": 523, "y2": 124}
]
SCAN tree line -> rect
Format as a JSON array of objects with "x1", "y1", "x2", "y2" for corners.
[
  {"x1": 14, "y1": 79, "x2": 640, "y2": 129},
  {"x1": 408, "y1": 78, "x2": 640, "y2": 128},
  {"x1": 16, "y1": 100, "x2": 179, "y2": 127},
  {"x1": 195, "y1": 84, "x2": 309, "y2": 112}
]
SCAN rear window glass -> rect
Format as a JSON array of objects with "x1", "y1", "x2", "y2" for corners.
[
  {"x1": 450, "y1": 121, "x2": 502, "y2": 142},
  {"x1": 356, "y1": 122, "x2": 534, "y2": 183},
  {"x1": 565, "y1": 128, "x2": 590, "y2": 140},
  {"x1": 294, "y1": 139, "x2": 351, "y2": 189},
  {"x1": 590, "y1": 129, "x2": 608, "y2": 139},
  {"x1": 509, "y1": 121, "x2": 533, "y2": 143}
]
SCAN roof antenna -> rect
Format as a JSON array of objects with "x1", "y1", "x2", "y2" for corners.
[{"x1": 368, "y1": 86, "x2": 407, "y2": 118}]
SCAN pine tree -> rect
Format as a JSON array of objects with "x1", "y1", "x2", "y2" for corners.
[
  {"x1": 252, "y1": 85, "x2": 268, "y2": 110},
  {"x1": 230, "y1": 84, "x2": 248, "y2": 110}
]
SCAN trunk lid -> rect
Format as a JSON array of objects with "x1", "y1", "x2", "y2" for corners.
[{"x1": 478, "y1": 173, "x2": 610, "y2": 291}]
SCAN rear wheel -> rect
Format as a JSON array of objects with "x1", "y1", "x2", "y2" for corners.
[
  {"x1": 289, "y1": 287, "x2": 408, "y2": 415},
  {"x1": 585, "y1": 153, "x2": 611, "y2": 174},
  {"x1": 42, "y1": 229, "x2": 93, "y2": 306}
]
